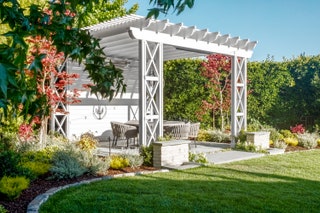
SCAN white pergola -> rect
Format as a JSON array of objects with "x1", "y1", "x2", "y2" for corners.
[{"x1": 62, "y1": 14, "x2": 256, "y2": 146}]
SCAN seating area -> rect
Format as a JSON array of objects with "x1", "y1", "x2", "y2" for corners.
[
  {"x1": 110, "y1": 121, "x2": 139, "y2": 147},
  {"x1": 109, "y1": 120, "x2": 200, "y2": 148}
]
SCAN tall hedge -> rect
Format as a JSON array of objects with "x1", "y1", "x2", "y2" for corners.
[
  {"x1": 163, "y1": 59, "x2": 211, "y2": 127},
  {"x1": 164, "y1": 54, "x2": 320, "y2": 130}
]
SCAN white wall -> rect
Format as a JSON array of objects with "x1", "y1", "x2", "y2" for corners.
[{"x1": 68, "y1": 105, "x2": 138, "y2": 141}]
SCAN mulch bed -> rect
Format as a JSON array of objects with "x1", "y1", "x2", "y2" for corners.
[{"x1": 0, "y1": 166, "x2": 156, "y2": 213}]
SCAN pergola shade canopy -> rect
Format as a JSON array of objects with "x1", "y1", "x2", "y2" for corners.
[
  {"x1": 53, "y1": 14, "x2": 256, "y2": 147},
  {"x1": 83, "y1": 14, "x2": 257, "y2": 61}
]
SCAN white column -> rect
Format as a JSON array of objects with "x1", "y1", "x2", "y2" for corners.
[
  {"x1": 231, "y1": 55, "x2": 247, "y2": 147},
  {"x1": 139, "y1": 40, "x2": 164, "y2": 146}
]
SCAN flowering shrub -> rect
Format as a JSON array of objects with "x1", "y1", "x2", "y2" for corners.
[
  {"x1": 297, "y1": 133, "x2": 318, "y2": 149},
  {"x1": 283, "y1": 137, "x2": 299, "y2": 146},
  {"x1": 290, "y1": 124, "x2": 305, "y2": 134},
  {"x1": 76, "y1": 132, "x2": 98, "y2": 152}
]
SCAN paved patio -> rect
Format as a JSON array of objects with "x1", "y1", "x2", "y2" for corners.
[{"x1": 96, "y1": 140, "x2": 273, "y2": 165}]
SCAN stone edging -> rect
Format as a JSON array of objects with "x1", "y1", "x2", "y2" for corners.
[{"x1": 27, "y1": 169, "x2": 170, "y2": 213}]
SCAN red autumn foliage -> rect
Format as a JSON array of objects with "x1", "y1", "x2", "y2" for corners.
[{"x1": 290, "y1": 124, "x2": 305, "y2": 134}]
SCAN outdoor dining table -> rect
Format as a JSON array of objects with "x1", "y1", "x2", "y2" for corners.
[{"x1": 125, "y1": 120, "x2": 185, "y2": 130}]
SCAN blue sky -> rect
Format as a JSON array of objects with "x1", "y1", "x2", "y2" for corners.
[{"x1": 126, "y1": 0, "x2": 320, "y2": 62}]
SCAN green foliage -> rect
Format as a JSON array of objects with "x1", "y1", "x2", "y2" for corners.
[
  {"x1": 0, "y1": 149, "x2": 34, "y2": 180},
  {"x1": 235, "y1": 141, "x2": 257, "y2": 152},
  {"x1": 139, "y1": 145, "x2": 153, "y2": 166},
  {"x1": 297, "y1": 133, "x2": 318, "y2": 149},
  {"x1": 189, "y1": 152, "x2": 208, "y2": 164},
  {"x1": 122, "y1": 154, "x2": 144, "y2": 168},
  {"x1": 237, "y1": 129, "x2": 247, "y2": 143},
  {"x1": 147, "y1": 0, "x2": 194, "y2": 18},
  {"x1": 280, "y1": 129, "x2": 294, "y2": 138},
  {"x1": 273, "y1": 140, "x2": 287, "y2": 149},
  {"x1": 79, "y1": 151, "x2": 110, "y2": 175},
  {"x1": 0, "y1": 176, "x2": 29, "y2": 200},
  {"x1": 197, "y1": 129, "x2": 213, "y2": 142},
  {"x1": 76, "y1": 0, "x2": 138, "y2": 28},
  {"x1": 247, "y1": 58, "x2": 293, "y2": 128},
  {"x1": 197, "y1": 129, "x2": 230, "y2": 143},
  {"x1": 21, "y1": 148, "x2": 55, "y2": 164},
  {"x1": 109, "y1": 155, "x2": 129, "y2": 169},
  {"x1": 0, "y1": 204, "x2": 7, "y2": 213},
  {"x1": 20, "y1": 161, "x2": 51, "y2": 177},
  {"x1": 50, "y1": 148, "x2": 87, "y2": 180},
  {"x1": 268, "y1": 128, "x2": 282, "y2": 143},
  {"x1": 164, "y1": 59, "x2": 209, "y2": 125},
  {"x1": 0, "y1": 0, "x2": 126, "y2": 120}
]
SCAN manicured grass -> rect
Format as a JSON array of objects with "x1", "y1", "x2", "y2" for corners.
[{"x1": 40, "y1": 150, "x2": 320, "y2": 213}]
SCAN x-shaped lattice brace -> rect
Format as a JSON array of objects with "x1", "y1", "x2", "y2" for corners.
[
  {"x1": 139, "y1": 40, "x2": 163, "y2": 146},
  {"x1": 231, "y1": 56, "x2": 247, "y2": 147},
  {"x1": 50, "y1": 61, "x2": 69, "y2": 137}
]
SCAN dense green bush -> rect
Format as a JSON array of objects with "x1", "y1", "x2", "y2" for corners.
[
  {"x1": 189, "y1": 152, "x2": 208, "y2": 164},
  {"x1": 197, "y1": 129, "x2": 230, "y2": 143},
  {"x1": 164, "y1": 59, "x2": 210, "y2": 126},
  {"x1": 50, "y1": 149, "x2": 87, "y2": 180},
  {"x1": 0, "y1": 150, "x2": 35, "y2": 180},
  {"x1": 20, "y1": 161, "x2": 51, "y2": 177},
  {"x1": 0, "y1": 176, "x2": 29, "y2": 200},
  {"x1": 140, "y1": 145, "x2": 153, "y2": 166},
  {"x1": 80, "y1": 151, "x2": 110, "y2": 175}
]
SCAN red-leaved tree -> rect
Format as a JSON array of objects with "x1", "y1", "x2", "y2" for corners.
[
  {"x1": 199, "y1": 54, "x2": 231, "y2": 130},
  {"x1": 25, "y1": 35, "x2": 80, "y2": 145}
]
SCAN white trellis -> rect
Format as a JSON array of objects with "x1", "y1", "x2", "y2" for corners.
[
  {"x1": 231, "y1": 56, "x2": 247, "y2": 147},
  {"x1": 139, "y1": 40, "x2": 163, "y2": 146},
  {"x1": 50, "y1": 61, "x2": 69, "y2": 137}
]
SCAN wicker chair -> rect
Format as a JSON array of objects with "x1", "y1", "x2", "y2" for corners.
[
  {"x1": 189, "y1": 122, "x2": 200, "y2": 147},
  {"x1": 110, "y1": 121, "x2": 138, "y2": 147},
  {"x1": 164, "y1": 123, "x2": 191, "y2": 140}
]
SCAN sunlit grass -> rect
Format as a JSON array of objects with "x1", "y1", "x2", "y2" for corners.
[{"x1": 40, "y1": 150, "x2": 320, "y2": 213}]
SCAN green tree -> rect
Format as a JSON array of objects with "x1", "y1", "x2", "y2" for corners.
[
  {"x1": 77, "y1": 0, "x2": 138, "y2": 28},
  {"x1": 0, "y1": 0, "x2": 126, "y2": 122},
  {"x1": 281, "y1": 55, "x2": 320, "y2": 129},
  {"x1": 147, "y1": 0, "x2": 194, "y2": 18}
]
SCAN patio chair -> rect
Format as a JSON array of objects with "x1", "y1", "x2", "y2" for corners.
[
  {"x1": 110, "y1": 121, "x2": 138, "y2": 147},
  {"x1": 164, "y1": 123, "x2": 191, "y2": 140},
  {"x1": 188, "y1": 122, "x2": 200, "y2": 147}
]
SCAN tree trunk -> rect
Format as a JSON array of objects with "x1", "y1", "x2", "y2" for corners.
[
  {"x1": 219, "y1": 91, "x2": 224, "y2": 131},
  {"x1": 39, "y1": 117, "x2": 48, "y2": 148}
]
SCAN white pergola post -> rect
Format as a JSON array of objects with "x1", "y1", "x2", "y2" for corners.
[
  {"x1": 231, "y1": 55, "x2": 247, "y2": 147},
  {"x1": 51, "y1": 60, "x2": 69, "y2": 137},
  {"x1": 139, "y1": 40, "x2": 164, "y2": 146}
]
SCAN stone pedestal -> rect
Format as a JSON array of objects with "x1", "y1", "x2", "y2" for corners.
[
  {"x1": 246, "y1": 131, "x2": 270, "y2": 149},
  {"x1": 153, "y1": 140, "x2": 190, "y2": 168}
]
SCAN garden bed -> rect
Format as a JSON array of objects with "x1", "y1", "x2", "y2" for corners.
[{"x1": 0, "y1": 166, "x2": 156, "y2": 213}]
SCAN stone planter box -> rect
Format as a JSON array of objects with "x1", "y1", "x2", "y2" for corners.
[
  {"x1": 153, "y1": 140, "x2": 190, "y2": 168},
  {"x1": 246, "y1": 131, "x2": 270, "y2": 149}
]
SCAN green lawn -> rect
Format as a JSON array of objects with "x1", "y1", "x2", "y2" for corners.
[{"x1": 40, "y1": 150, "x2": 320, "y2": 213}]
